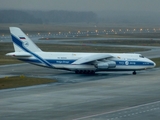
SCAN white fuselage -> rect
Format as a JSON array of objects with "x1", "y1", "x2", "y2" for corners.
[{"x1": 17, "y1": 52, "x2": 156, "y2": 72}]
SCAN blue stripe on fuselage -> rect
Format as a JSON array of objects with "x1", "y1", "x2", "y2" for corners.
[
  {"x1": 115, "y1": 61, "x2": 154, "y2": 66},
  {"x1": 11, "y1": 34, "x2": 53, "y2": 68},
  {"x1": 18, "y1": 58, "x2": 154, "y2": 66},
  {"x1": 18, "y1": 59, "x2": 76, "y2": 64}
]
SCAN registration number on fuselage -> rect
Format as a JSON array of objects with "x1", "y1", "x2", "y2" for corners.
[{"x1": 57, "y1": 57, "x2": 67, "y2": 59}]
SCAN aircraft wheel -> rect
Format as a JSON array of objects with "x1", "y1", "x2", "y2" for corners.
[
  {"x1": 91, "y1": 70, "x2": 95, "y2": 74},
  {"x1": 83, "y1": 70, "x2": 87, "y2": 74},
  {"x1": 79, "y1": 70, "x2": 83, "y2": 74},
  {"x1": 75, "y1": 70, "x2": 79, "y2": 74},
  {"x1": 133, "y1": 71, "x2": 136, "y2": 75},
  {"x1": 87, "y1": 70, "x2": 91, "y2": 74}
]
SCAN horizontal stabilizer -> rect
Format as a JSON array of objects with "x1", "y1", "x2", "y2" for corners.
[
  {"x1": 6, "y1": 52, "x2": 32, "y2": 57},
  {"x1": 72, "y1": 54, "x2": 113, "y2": 64}
]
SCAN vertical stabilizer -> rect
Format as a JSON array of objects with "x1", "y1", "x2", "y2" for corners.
[{"x1": 10, "y1": 27, "x2": 42, "y2": 52}]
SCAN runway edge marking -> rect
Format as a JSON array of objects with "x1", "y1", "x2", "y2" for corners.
[{"x1": 73, "y1": 100, "x2": 160, "y2": 120}]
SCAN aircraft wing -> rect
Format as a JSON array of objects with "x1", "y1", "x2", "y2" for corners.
[{"x1": 72, "y1": 54, "x2": 113, "y2": 64}]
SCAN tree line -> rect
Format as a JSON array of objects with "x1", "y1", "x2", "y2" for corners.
[{"x1": 0, "y1": 10, "x2": 97, "y2": 24}]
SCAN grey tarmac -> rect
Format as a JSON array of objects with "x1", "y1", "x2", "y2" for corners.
[{"x1": 0, "y1": 63, "x2": 160, "y2": 120}]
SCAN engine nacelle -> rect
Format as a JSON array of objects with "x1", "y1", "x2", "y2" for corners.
[{"x1": 95, "y1": 61, "x2": 116, "y2": 69}]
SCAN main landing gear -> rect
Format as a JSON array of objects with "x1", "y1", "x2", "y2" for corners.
[
  {"x1": 75, "y1": 70, "x2": 95, "y2": 74},
  {"x1": 133, "y1": 71, "x2": 136, "y2": 75}
]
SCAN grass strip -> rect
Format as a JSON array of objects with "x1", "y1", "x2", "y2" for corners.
[
  {"x1": 0, "y1": 76, "x2": 56, "y2": 89},
  {"x1": 72, "y1": 39, "x2": 160, "y2": 46}
]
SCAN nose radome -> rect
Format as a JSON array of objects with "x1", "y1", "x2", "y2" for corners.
[
  {"x1": 153, "y1": 62, "x2": 156, "y2": 67},
  {"x1": 148, "y1": 59, "x2": 156, "y2": 68}
]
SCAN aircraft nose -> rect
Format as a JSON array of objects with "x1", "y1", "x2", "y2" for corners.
[
  {"x1": 148, "y1": 59, "x2": 156, "y2": 68},
  {"x1": 153, "y1": 61, "x2": 156, "y2": 67},
  {"x1": 150, "y1": 60, "x2": 156, "y2": 68}
]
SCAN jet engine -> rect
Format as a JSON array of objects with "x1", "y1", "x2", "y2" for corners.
[{"x1": 95, "y1": 61, "x2": 116, "y2": 69}]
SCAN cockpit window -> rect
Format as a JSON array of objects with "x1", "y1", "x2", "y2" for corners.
[{"x1": 139, "y1": 55, "x2": 144, "y2": 58}]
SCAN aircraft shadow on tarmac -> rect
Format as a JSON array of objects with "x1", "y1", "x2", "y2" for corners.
[{"x1": 53, "y1": 72, "x2": 131, "y2": 83}]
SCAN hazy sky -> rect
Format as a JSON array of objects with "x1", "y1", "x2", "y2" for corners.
[{"x1": 1, "y1": 0, "x2": 160, "y2": 12}]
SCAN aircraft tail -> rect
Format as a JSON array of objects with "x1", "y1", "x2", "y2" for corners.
[
  {"x1": 9, "y1": 27, "x2": 42, "y2": 52},
  {"x1": 7, "y1": 27, "x2": 54, "y2": 68}
]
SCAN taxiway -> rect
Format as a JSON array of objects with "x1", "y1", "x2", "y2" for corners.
[{"x1": 0, "y1": 64, "x2": 160, "y2": 120}]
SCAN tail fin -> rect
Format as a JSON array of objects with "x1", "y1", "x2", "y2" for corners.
[{"x1": 10, "y1": 27, "x2": 42, "y2": 52}]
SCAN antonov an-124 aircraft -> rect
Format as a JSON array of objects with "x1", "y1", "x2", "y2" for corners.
[{"x1": 6, "y1": 27, "x2": 156, "y2": 75}]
